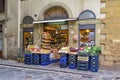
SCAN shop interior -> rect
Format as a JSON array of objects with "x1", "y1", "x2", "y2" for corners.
[{"x1": 42, "y1": 23, "x2": 68, "y2": 50}]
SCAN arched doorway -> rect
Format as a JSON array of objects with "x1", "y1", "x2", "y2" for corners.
[
  {"x1": 42, "y1": 6, "x2": 69, "y2": 59},
  {"x1": 78, "y1": 10, "x2": 96, "y2": 47},
  {"x1": 22, "y1": 16, "x2": 34, "y2": 49}
]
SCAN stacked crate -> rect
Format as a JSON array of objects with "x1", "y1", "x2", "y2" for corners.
[
  {"x1": 89, "y1": 56, "x2": 99, "y2": 72},
  {"x1": 33, "y1": 53, "x2": 40, "y2": 65},
  {"x1": 77, "y1": 51, "x2": 89, "y2": 71},
  {"x1": 24, "y1": 54, "x2": 33, "y2": 65},
  {"x1": 40, "y1": 54, "x2": 50, "y2": 66},
  {"x1": 68, "y1": 54, "x2": 77, "y2": 69},
  {"x1": 60, "y1": 53, "x2": 69, "y2": 68}
]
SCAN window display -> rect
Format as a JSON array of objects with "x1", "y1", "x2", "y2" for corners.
[{"x1": 80, "y1": 29, "x2": 95, "y2": 47}]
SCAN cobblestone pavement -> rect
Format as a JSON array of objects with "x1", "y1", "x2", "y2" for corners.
[{"x1": 0, "y1": 60, "x2": 120, "y2": 80}]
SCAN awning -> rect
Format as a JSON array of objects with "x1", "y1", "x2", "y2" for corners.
[{"x1": 33, "y1": 18, "x2": 77, "y2": 24}]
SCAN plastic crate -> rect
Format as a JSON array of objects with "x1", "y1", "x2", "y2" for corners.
[
  {"x1": 68, "y1": 63, "x2": 77, "y2": 69},
  {"x1": 89, "y1": 56, "x2": 99, "y2": 72},
  {"x1": 50, "y1": 59, "x2": 59, "y2": 63},
  {"x1": 77, "y1": 60, "x2": 89, "y2": 71},
  {"x1": 24, "y1": 54, "x2": 33, "y2": 65},
  {"x1": 41, "y1": 54, "x2": 49, "y2": 57},
  {"x1": 89, "y1": 56, "x2": 99, "y2": 62},
  {"x1": 89, "y1": 66, "x2": 99, "y2": 72},
  {"x1": 41, "y1": 61, "x2": 50, "y2": 66},
  {"x1": 33, "y1": 54, "x2": 40, "y2": 58},
  {"x1": 60, "y1": 53, "x2": 69, "y2": 68}
]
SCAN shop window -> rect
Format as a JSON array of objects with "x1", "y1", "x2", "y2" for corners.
[
  {"x1": 79, "y1": 24, "x2": 95, "y2": 47},
  {"x1": 23, "y1": 28, "x2": 34, "y2": 49},
  {"x1": 79, "y1": 10, "x2": 96, "y2": 47}
]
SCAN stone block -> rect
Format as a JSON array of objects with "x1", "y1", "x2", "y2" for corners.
[
  {"x1": 99, "y1": 55, "x2": 105, "y2": 61},
  {"x1": 106, "y1": 11, "x2": 120, "y2": 18},
  {"x1": 105, "y1": 44, "x2": 116, "y2": 50},
  {"x1": 106, "y1": 0, "x2": 120, "y2": 7},
  {"x1": 100, "y1": 60, "x2": 114, "y2": 66},
  {"x1": 106, "y1": 34, "x2": 120, "y2": 40},
  {"x1": 116, "y1": 56, "x2": 120, "y2": 61},
  {"x1": 101, "y1": 28, "x2": 120, "y2": 34},
  {"x1": 105, "y1": 55, "x2": 116, "y2": 61},
  {"x1": 106, "y1": 24, "x2": 120, "y2": 28},
  {"x1": 100, "y1": 39, "x2": 112, "y2": 45},
  {"x1": 101, "y1": 50, "x2": 111, "y2": 55},
  {"x1": 102, "y1": 18, "x2": 120, "y2": 24}
]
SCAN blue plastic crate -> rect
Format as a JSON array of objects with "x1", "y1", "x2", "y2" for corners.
[
  {"x1": 89, "y1": 66, "x2": 99, "y2": 72},
  {"x1": 41, "y1": 54, "x2": 50, "y2": 58},
  {"x1": 77, "y1": 60, "x2": 89, "y2": 71},
  {"x1": 89, "y1": 56, "x2": 99, "y2": 62},
  {"x1": 24, "y1": 54, "x2": 33, "y2": 58},
  {"x1": 69, "y1": 54, "x2": 77, "y2": 58},
  {"x1": 90, "y1": 61, "x2": 99, "y2": 65},
  {"x1": 60, "y1": 57, "x2": 67, "y2": 62},
  {"x1": 24, "y1": 60, "x2": 33, "y2": 65},
  {"x1": 41, "y1": 61, "x2": 50, "y2": 66},
  {"x1": 50, "y1": 59, "x2": 59, "y2": 63},
  {"x1": 33, "y1": 61, "x2": 40, "y2": 65},
  {"x1": 33, "y1": 54, "x2": 40, "y2": 58},
  {"x1": 68, "y1": 64, "x2": 76, "y2": 69}
]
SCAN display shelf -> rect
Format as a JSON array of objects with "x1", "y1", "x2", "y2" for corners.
[{"x1": 41, "y1": 32, "x2": 51, "y2": 50}]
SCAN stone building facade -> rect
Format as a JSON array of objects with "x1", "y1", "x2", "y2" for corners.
[
  {"x1": 0, "y1": 0, "x2": 119, "y2": 67},
  {"x1": 100, "y1": 0, "x2": 120, "y2": 66}
]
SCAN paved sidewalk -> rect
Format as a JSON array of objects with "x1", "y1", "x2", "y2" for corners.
[{"x1": 0, "y1": 59, "x2": 120, "y2": 80}]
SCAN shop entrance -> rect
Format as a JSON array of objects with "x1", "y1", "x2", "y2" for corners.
[
  {"x1": 43, "y1": 23, "x2": 68, "y2": 49},
  {"x1": 0, "y1": 24, "x2": 3, "y2": 58}
]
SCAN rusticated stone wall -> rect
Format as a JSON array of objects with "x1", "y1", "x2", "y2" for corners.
[{"x1": 100, "y1": 0, "x2": 120, "y2": 66}]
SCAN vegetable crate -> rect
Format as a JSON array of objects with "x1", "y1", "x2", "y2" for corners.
[
  {"x1": 40, "y1": 54, "x2": 50, "y2": 66},
  {"x1": 24, "y1": 54, "x2": 33, "y2": 65},
  {"x1": 60, "y1": 53, "x2": 69, "y2": 68},
  {"x1": 68, "y1": 54, "x2": 77, "y2": 69},
  {"x1": 89, "y1": 56, "x2": 99, "y2": 72},
  {"x1": 33, "y1": 53, "x2": 40, "y2": 65}
]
